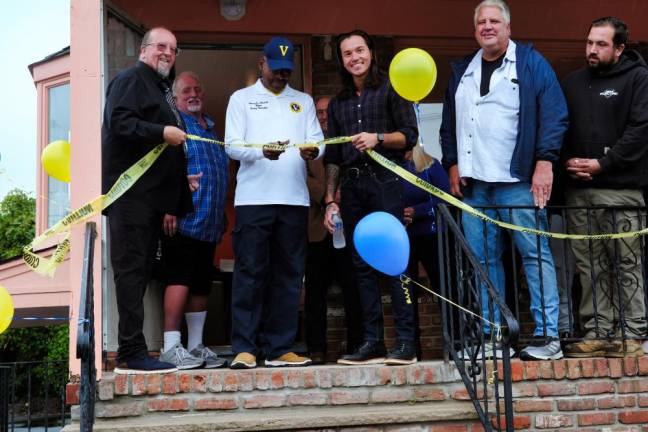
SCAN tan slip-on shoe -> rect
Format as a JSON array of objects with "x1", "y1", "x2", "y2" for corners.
[
  {"x1": 265, "y1": 352, "x2": 312, "y2": 367},
  {"x1": 230, "y1": 352, "x2": 257, "y2": 369}
]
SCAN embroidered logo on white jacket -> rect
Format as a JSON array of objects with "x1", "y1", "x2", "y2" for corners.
[{"x1": 599, "y1": 89, "x2": 618, "y2": 98}]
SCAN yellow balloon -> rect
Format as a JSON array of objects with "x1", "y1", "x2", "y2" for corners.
[
  {"x1": 389, "y1": 48, "x2": 438, "y2": 102},
  {"x1": 0, "y1": 284, "x2": 13, "y2": 335},
  {"x1": 42, "y1": 140, "x2": 71, "y2": 183}
]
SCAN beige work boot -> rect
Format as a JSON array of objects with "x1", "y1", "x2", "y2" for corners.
[
  {"x1": 606, "y1": 339, "x2": 645, "y2": 358},
  {"x1": 564, "y1": 339, "x2": 611, "y2": 358}
]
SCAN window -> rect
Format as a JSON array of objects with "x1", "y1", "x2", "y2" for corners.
[{"x1": 46, "y1": 83, "x2": 70, "y2": 227}]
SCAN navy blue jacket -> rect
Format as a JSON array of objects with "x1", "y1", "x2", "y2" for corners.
[
  {"x1": 402, "y1": 159, "x2": 450, "y2": 236},
  {"x1": 440, "y1": 42, "x2": 568, "y2": 182}
]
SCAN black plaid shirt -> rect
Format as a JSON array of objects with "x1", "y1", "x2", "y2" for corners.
[{"x1": 324, "y1": 79, "x2": 418, "y2": 168}]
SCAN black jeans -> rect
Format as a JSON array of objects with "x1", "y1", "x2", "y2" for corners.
[
  {"x1": 304, "y1": 234, "x2": 363, "y2": 354},
  {"x1": 231, "y1": 205, "x2": 308, "y2": 359},
  {"x1": 407, "y1": 233, "x2": 441, "y2": 359},
  {"x1": 340, "y1": 169, "x2": 415, "y2": 343},
  {"x1": 107, "y1": 197, "x2": 163, "y2": 363}
]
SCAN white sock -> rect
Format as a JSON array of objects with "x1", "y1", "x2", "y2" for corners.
[
  {"x1": 163, "y1": 331, "x2": 181, "y2": 352},
  {"x1": 185, "y1": 311, "x2": 207, "y2": 351}
]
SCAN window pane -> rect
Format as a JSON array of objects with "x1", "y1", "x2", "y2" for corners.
[{"x1": 47, "y1": 83, "x2": 70, "y2": 227}]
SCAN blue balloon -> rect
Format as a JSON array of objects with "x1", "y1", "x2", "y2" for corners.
[{"x1": 353, "y1": 212, "x2": 409, "y2": 276}]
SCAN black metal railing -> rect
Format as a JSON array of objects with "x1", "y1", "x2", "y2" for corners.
[
  {"x1": 438, "y1": 204, "x2": 519, "y2": 432},
  {"x1": 76, "y1": 221, "x2": 97, "y2": 432},
  {"x1": 457, "y1": 204, "x2": 648, "y2": 347},
  {"x1": 436, "y1": 202, "x2": 648, "y2": 430},
  {"x1": 0, "y1": 360, "x2": 69, "y2": 432},
  {"x1": 0, "y1": 366, "x2": 8, "y2": 432}
]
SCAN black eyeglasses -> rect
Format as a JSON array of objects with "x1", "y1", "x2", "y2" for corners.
[{"x1": 143, "y1": 42, "x2": 180, "y2": 56}]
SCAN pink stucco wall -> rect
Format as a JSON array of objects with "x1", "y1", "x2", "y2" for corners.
[{"x1": 69, "y1": 0, "x2": 103, "y2": 377}]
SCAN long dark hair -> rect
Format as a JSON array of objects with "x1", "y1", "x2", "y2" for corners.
[{"x1": 335, "y1": 29, "x2": 384, "y2": 100}]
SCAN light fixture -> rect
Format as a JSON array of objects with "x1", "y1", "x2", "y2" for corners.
[{"x1": 220, "y1": 0, "x2": 247, "y2": 21}]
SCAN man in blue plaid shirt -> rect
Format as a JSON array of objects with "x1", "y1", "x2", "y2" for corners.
[{"x1": 159, "y1": 71, "x2": 229, "y2": 369}]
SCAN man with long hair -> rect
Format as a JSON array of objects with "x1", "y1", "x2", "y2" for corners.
[{"x1": 324, "y1": 30, "x2": 419, "y2": 365}]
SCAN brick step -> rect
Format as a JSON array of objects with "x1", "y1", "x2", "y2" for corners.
[{"x1": 63, "y1": 400, "x2": 479, "y2": 432}]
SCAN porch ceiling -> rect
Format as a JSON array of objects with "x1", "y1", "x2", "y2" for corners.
[{"x1": 109, "y1": 0, "x2": 648, "y2": 42}]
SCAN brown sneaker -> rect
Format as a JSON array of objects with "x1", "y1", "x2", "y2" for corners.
[
  {"x1": 564, "y1": 339, "x2": 610, "y2": 358},
  {"x1": 606, "y1": 339, "x2": 645, "y2": 358},
  {"x1": 230, "y1": 352, "x2": 257, "y2": 369},
  {"x1": 265, "y1": 352, "x2": 312, "y2": 367}
]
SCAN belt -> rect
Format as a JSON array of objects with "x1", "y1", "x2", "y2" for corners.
[{"x1": 342, "y1": 164, "x2": 374, "y2": 179}]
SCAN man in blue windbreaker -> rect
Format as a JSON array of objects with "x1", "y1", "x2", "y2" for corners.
[{"x1": 440, "y1": 0, "x2": 568, "y2": 360}]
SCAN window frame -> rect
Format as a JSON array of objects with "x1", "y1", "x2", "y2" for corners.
[{"x1": 36, "y1": 74, "x2": 71, "y2": 243}]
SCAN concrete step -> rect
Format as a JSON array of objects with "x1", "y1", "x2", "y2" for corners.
[{"x1": 63, "y1": 400, "x2": 479, "y2": 432}]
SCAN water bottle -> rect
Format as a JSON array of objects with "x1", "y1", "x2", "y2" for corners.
[{"x1": 332, "y1": 212, "x2": 346, "y2": 249}]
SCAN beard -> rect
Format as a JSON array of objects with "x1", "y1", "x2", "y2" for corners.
[
  {"x1": 587, "y1": 55, "x2": 616, "y2": 72},
  {"x1": 187, "y1": 102, "x2": 202, "y2": 113},
  {"x1": 156, "y1": 64, "x2": 171, "y2": 78}
]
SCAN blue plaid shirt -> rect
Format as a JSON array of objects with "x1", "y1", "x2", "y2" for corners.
[{"x1": 177, "y1": 112, "x2": 229, "y2": 242}]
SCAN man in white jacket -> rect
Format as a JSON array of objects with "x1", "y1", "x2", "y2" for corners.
[{"x1": 225, "y1": 36, "x2": 324, "y2": 369}]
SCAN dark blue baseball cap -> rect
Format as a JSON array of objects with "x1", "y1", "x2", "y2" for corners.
[{"x1": 263, "y1": 36, "x2": 295, "y2": 71}]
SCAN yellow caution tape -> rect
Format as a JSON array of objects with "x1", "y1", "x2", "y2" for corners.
[
  {"x1": 22, "y1": 135, "x2": 648, "y2": 278},
  {"x1": 22, "y1": 136, "x2": 344, "y2": 277},
  {"x1": 23, "y1": 143, "x2": 168, "y2": 277},
  {"x1": 366, "y1": 149, "x2": 648, "y2": 240},
  {"x1": 186, "y1": 134, "x2": 350, "y2": 151}
]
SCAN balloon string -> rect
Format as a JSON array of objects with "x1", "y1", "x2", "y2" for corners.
[
  {"x1": 400, "y1": 274, "x2": 502, "y2": 340},
  {"x1": 413, "y1": 102, "x2": 424, "y2": 145}
]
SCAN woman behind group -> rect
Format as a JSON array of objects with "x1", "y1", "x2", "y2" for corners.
[{"x1": 402, "y1": 145, "x2": 450, "y2": 359}]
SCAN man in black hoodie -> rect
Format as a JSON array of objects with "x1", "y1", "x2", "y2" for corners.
[{"x1": 561, "y1": 17, "x2": 648, "y2": 358}]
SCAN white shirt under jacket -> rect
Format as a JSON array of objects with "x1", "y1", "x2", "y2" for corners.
[
  {"x1": 455, "y1": 40, "x2": 520, "y2": 183},
  {"x1": 225, "y1": 79, "x2": 324, "y2": 207}
]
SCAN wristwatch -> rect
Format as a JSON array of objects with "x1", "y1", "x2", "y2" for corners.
[{"x1": 377, "y1": 133, "x2": 385, "y2": 145}]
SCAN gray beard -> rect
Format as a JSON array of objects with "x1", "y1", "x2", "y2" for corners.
[{"x1": 157, "y1": 65, "x2": 171, "y2": 78}]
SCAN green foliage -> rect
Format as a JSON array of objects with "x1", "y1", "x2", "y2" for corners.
[
  {"x1": 0, "y1": 188, "x2": 35, "y2": 260},
  {"x1": 0, "y1": 324, "x2": 69, "y2": 397}
]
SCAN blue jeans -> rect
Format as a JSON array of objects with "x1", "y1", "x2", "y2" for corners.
[{"x1": 461, "y1": 181, "x2": 559, "y2": 338}]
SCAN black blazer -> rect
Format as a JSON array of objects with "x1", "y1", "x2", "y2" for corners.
[{"x1": 102, "y1": 61, "x2": 193, "y2": 216}]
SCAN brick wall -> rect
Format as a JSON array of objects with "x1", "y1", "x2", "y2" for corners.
[
  {"x1": 68, "y1": 357, "x2": 648, "y2": 431},
  {"x1": 495, "y1": 356, "x2": 648, "y2": 431}
]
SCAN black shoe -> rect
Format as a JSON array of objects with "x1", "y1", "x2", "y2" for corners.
[
  {"x1": 114, "y1": 354, "x2": 178, "y2": 375},
  {"x1": 384, "y1": 341, "x2": 417, "y2": 365},
  {"x1": 337, "y1": 340, "x2": 387, "y2": 365},
  {"x1": 309, "y1": 352, "x2": 326, "y2": 365}
]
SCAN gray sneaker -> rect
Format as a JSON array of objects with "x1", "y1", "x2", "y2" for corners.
[
  {"x1": 520, "y1": 337, "x2": 563, "y2": 361},
  {"x1": 458, "y1": 341, "x2": 515, "y2": 360},
  {"x1": 190, "y1": 344, "x2": 227, "y2": 369},
  {"x1": 160, "y1": 343, "x2": 204, "y2": 370}
]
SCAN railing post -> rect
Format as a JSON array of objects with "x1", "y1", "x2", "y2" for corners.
[
  {"x1": 76, "y1": 222, "x2": 97, "y2": 432},
  {"x1": 0, "y1": 366, "x2": 8, "y2": 432}
]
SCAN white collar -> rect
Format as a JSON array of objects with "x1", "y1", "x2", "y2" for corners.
[
  {"x1": 465, "y1": 39, "x2": 517, "y2": 76},
  {"x1": 253, "y1": 78, "x2": 295, "y2": 97}
]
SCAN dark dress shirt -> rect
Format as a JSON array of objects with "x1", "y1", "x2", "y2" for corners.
[
  {"x1": 324, "y1": 79, "x2": 418, "y2": 168},
  {"x1": 102, "y1": 61, "x2": 192, "y2": 216}
]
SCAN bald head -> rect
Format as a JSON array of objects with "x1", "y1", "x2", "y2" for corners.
[{"x1": 139, "y1": 27, "x2": 178, "y2": 78}]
